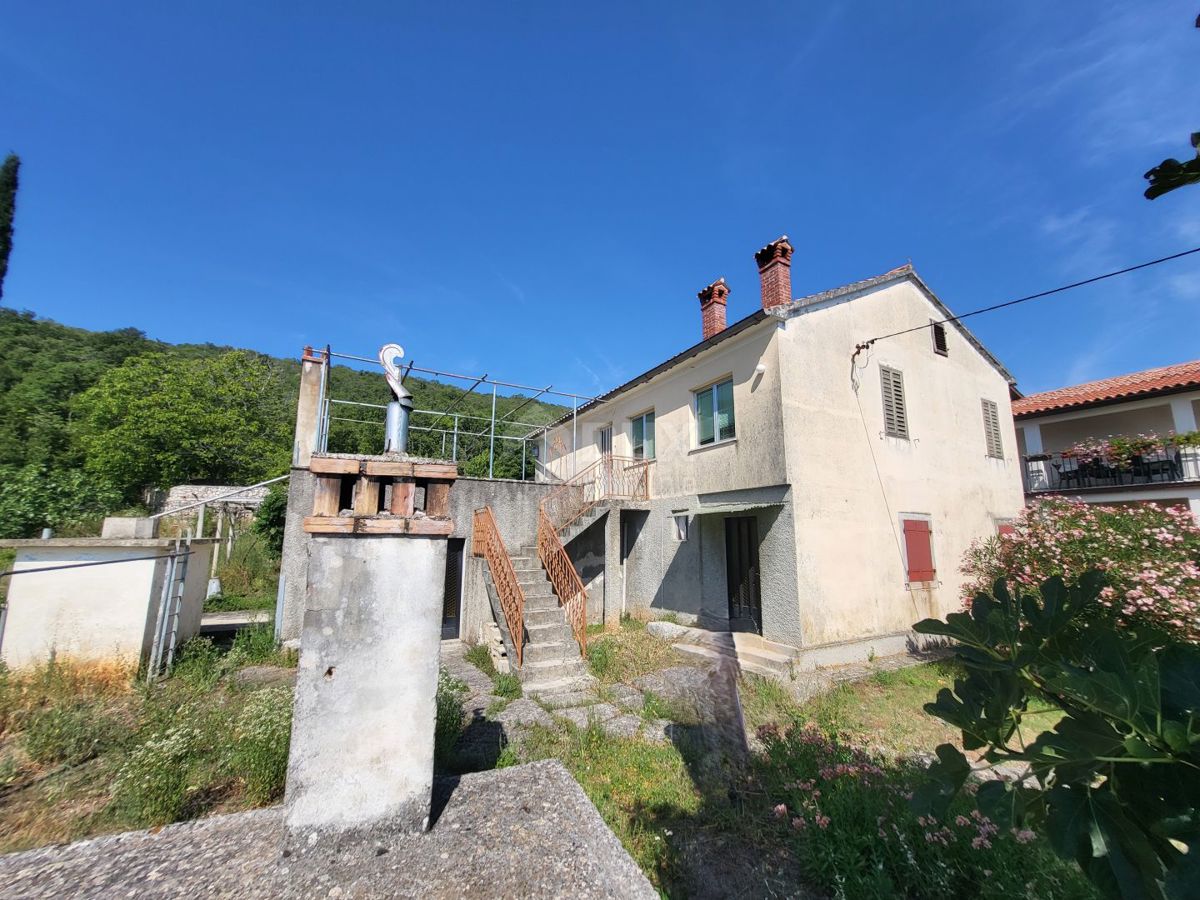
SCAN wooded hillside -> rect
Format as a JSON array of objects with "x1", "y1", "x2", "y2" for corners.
[{"x1": 0, "y1": 309, "x2": 565, "y2": 537}]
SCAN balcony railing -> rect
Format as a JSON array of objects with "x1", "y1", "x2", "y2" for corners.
[{"x1": 1023, "y1": 447, "x2": 1200, "y2": 493}]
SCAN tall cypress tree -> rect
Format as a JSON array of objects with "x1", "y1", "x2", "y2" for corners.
[{"x1": 0, "y1": 153, "x2": 20, "y2": 301}]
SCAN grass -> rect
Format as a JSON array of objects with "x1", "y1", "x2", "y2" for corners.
[
  {"x1": 463, "y1": 642, "x2": 521, "y2": 699},
  {"x1": 0, "y1": 548, "x2": 15, "y2": 622},
  {"x1": 585, "y1": 617, "x2": 689, "y2": 684},
  {"x1": 518, "y1": 720, "x2": 705, "y2": 891},
  {"x1": 794, "y1": 662, "x2": 1063, "y2": 759},
  {"x1": 206, "y1": 533, "x2": 279, "y2": 613},
  {"x1": 0, "y1": 633, "x2": 299, "y2": 852}
]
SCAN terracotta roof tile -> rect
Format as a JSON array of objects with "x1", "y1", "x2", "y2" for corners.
[{"x1": 1012, "y1": 359, "x2": 1200, "y2": 417}]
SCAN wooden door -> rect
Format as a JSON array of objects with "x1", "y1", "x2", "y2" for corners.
[{"x1": 724, "y1": 516, "x2": 762, "y2": 633}]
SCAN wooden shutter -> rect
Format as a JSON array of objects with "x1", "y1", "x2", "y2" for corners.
[
  {"x1": 931, "y1": 321, "x2": 948, "y2": 355},
  {"x1": 982, "y1": 399, "x2": 1003, "y2": 458},
  {"x1": 997, "y1": 523, "x2": 1016, "y2": 537},
  {"x1": 880, "y1": 366, "x2": 909, "y2": 439},
  {"x1": 902, "y1": 518, "x2": 935, "y2": 582}
]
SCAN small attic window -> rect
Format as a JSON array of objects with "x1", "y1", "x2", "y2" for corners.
[{"x1": 931, "y1": 320, "x2": 948, "y2": 356}]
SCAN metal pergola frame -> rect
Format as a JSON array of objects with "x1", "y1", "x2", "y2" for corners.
[{"x1": 313, "y1": 349, "x2": 604, "y2": 480}]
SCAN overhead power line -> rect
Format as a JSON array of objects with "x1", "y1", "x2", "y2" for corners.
[{"x1": 856, "y1": 245, "x2": 1200, "y2": 351}]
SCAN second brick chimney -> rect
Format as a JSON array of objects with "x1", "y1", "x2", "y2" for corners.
[
  {"x1": 754, "y1": 235, "x2": 794, "y2": 310},
  {"x1": 697, "y1": 277, "x2": 730, "y2": 340}
]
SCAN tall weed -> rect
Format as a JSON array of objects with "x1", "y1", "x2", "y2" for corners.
[
  {"x1": 112, "y1": 724, "x2": 200, "y2": 826},
  {"x1": 230, "y1": 686, "x2": 292, "y2": 804}
]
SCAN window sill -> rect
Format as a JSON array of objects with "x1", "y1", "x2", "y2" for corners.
[
  {"x1": 689, "y1": 438, "x2": 737, "y2": 455},
  {"x1": 905, "y1": 579, "x2": 940, "y2": 590}
]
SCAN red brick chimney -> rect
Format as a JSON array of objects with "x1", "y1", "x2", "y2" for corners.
[
  {"x1": 697, "y1": 278, "x2": 729, "y2": 340},
  {"x1": 754, "y1": 235, "x2": 794, "y2": 310}
]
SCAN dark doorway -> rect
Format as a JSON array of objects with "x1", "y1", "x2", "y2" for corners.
[
  {"x1": 724, "y1": 516, "x2": 762, "y2": 633},
  {"x1": 442, "y1": 538, "x2": 464, "y2": 639}
]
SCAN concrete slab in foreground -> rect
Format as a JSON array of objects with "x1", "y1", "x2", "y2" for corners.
[{"x1": 0, "y1": 761, "x2": 656, "y2": 900}]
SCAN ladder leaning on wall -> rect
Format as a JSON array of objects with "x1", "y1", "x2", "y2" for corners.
[{"x1": 146, "y1": 536, "x2": 191, "y2": 682}]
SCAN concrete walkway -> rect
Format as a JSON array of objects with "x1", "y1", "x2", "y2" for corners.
[{"x1": 0, "y1": 761, "x2": 656, "y2": 900}]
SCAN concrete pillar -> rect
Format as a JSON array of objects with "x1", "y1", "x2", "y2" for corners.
[
  {"x1": 277, "y1": 468, "x2": 316, "y2": 645},
  {"x1": 1170, "y1": 397, "x2": 1198, "y2": 433},
  {"x1": 1189, "y1": 497, "x2": 1200, "y2": 524},
  {"x1": 1021, "y1": 423, "x2": 1049, "y2": 490},
  {"x1": 284, "y1": 534, "x2": 447, "y2": 846},
  {"x1": 603, "y1": 510, "x2": 623, "y2": 627},
  {"x1": 1170, "y1": 399, "x2": 1200, "y2": 482},
  {"x1": 293, "y1": 348, "x2": 325, "y2": 468}
]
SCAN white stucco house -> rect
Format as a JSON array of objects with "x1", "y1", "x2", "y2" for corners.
[
  {"x1": 534, "y1": 236, "x2": 1025, "y2": 664},
  {"x1": 1013, "y1": 360, "x2": 1200, "y2": 522}
]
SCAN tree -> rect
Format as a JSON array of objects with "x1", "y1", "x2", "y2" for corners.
[
  {"x1": 0, "y1": 154, "x2": 18, "y2": 300},
  {"x1": 1143, "y1": 16, "x2": 1199, "y2": 200},
  {"x1": 0, "y1": 465, "x2": 122, "y2": 538},
  {"x1": 73, "y1": 350, "x2": 294, "y2": 500},
  {"x1": 1145, "y1": 132, "x2": 1200, "y2": 200},
  {"x1": 913, "y1": 574, "x2": 1200, "y2": 900}
]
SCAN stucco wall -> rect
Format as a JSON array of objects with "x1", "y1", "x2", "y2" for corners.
[
  {"x1": 540, "y1": 322, "x2": 787, "y2": 498},
  {"x1": 776, "y1": 279, "x2": 1024, "y2": 645},
  {"x1": 0, "y1": 541, "x2": 213, "y2": 669},
  {"x1": 1038, "y1": 404, "x2": 1176, "y2": 453}
]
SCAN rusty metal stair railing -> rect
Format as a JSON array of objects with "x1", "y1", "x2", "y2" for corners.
[
  {"x1": 536, "y1": 455, "x2": 652, "y2": 655},
  {"x1": 471, "y1": 506, "x2": 526, "y2": 667}
]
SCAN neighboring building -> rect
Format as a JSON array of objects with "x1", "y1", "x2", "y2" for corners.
[
  {"x1": 535, "y1": 236, "x2": 1024, "y2": 660},
  {"x1": 1012, "y1": 360, "x2": 1200, "y2": 521}
]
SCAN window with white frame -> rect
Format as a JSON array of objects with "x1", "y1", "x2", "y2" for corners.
[
  {"x1": 631, "y1": 410, "x2": 655, "y2": 460},
  {"x1": 695, "y1": 378, "x2": 735, "y2": 446},
  {"x1": 673, "y1": 515, "x2": 689, "y2": 541}
]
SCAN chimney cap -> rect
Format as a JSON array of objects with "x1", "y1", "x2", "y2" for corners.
[
  {"x1": 754, "y1": 235, "x2": 794, "y2": 269},
  {"x1": 697, "y1": 277, "x2": 730, "y2": 303}
]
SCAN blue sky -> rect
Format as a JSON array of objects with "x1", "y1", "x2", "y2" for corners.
[{"x1": 2, "y1": 1, "x2": 1198, "y2": 399}]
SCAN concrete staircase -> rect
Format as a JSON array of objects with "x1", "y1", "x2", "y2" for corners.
[
  {"x1": 507, "y1": 552, "x2": 596, "y2": 706},
  {"x1": 556, "y1": 506, "x2": 603, "y2": 546},
  {"x1": 669, "y1": 629, "x2": 801, "y2": 679}
]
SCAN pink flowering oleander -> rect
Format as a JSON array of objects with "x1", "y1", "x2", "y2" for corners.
[{"x1": 961, "y1": 497, "x2": 1200, "y2": 642}]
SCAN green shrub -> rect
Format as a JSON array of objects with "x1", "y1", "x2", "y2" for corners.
[
  {"x1": 586, "y1": 639, "x2": 615, "y2": 679},
  {"x1": 228, "y1": 624, "x2": 278, "y2": 667},
  {"x1": 252, "y1": 483, "x2": 288, "y2": 558},
  {"x1": 213, "y1": 533, "x2": 279, "y2": 610},
  {"x1": 757, "y1": 722, "x2": 1097, "y2": 900},
  {"x1": 493, "y1": 673, "x2": 522, "y2": 699},
  {"x1": 495, "y1": 745, "x2": 519, "y2": 769},
  {"x1": 230, "y1": 686, "x2": 292, "y2": 804},
  {"x1": 112, "y1": 724, "x2": 199, "y2": 825},
  {"x1": 434, "y1": 669, "x2": 467, "y2": 768},
  {"x1": 962, "y1": 498, "x2": 1200, "y2": 642},
  {"x1": 463, "y1": 643, "x2": 497, "y2": 678},
  {"x1": 170, "y1": 637, "x2": 223, "y2": 689},
  {"x1": 915, "y1": 573, "x2": 1199, "y2": 899},
  {"x1": 0, "y1": 465, "x2": 123, "y2": 539},
  {"x1": 23, "y1": 702, "x2": 126, "y2": 766}
]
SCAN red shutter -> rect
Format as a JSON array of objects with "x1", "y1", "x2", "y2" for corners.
[
  {"x1": 997, "y1": 523, "x2": 1016, "y2": 537},
  {"x1": 903, "y1": 518, "x2": 936, "y2": 582}
]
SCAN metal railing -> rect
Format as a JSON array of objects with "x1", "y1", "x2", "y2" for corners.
[
  {"x1": 1022, "y1": 447, "x2": 1200, "y2": 493},
  {"x1": 471, "y1": 506, "x2": 526, "y2": 667},
  {"x1": 540, "y1": 455, "x2": 652, "y2": 534},
  {"x1": 534, "y1": 455, "x2": 652, "y2": 656},
  {"x1": 307, "y1": 347, "x2": 610, "y2": 482},
  {"x1": 537, "y1": 508, "x2": 588, "y2": 657}
]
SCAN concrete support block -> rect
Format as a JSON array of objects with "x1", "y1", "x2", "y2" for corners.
[
  {"x1": 284, "y1": 534, "x2": 447, "y2": 849},
  {"x1": 100, "y1": 517, "x2": 159, "y2": 539},
  {"x1": 603, "y1": 510, "x2": 623, "y2": 626},
  {"x1": 278, "y1": 468, "x2": 315, "y2": 644}
]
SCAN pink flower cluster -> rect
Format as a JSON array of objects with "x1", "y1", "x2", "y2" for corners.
[{"x1": 962, "y1": 497, "x2": 1200, "y2": 642}]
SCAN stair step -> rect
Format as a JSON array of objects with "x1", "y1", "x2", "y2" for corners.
[
  {"x1": 522, "y1": 658, "x2": 588, "y2": 683},
  {"x1": 529, "y1": 688, "x2": 598, "y2": 709},
  {"x1": 524, "y1": 607, "x2": 565, "y2": 627},
  {"x1": 527, "y1": 622, "x2": 573, "y2": 642},
  {"x1": 672, "y1": 642, "x2": 786, "y2": 679},
  {"x1": 523, "y1": 641, "x2": 580, "y2": 665},
  {"x1": 524, "y1": 595, "x2": 561, "y2": 613}
]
